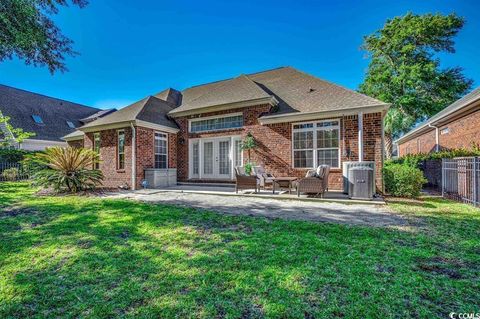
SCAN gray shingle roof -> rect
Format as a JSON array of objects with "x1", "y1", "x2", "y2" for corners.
[
  {"x1": 169, "y1": 75, "x2": 271, "y2": 114},
  {"x1": 169, "y1": 67, "x2": 387, "y2": 116},
  {"x1": 249, "y1": 67, "x2": 386, "y2": 115},
  {"x1": 0, "y1": 84, "x2": 102, "y2": 142},
  {"x1": 80, "y1": 96, "x2": 178, "y2": 130}
]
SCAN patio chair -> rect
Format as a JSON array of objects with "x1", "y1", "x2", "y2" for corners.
[
  {"x1": 235, "y1": 166, "x2": 258, "y2": 193},
  {"x1": 296, "y1": 165, "x2": 330, "y2": 197},
  {"x1": 252, "y1": 166, "x2": 275, "y2": 190}
]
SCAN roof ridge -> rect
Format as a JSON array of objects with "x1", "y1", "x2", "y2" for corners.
[
  {"x1": 0, "y1": 84, "x2": 99, "y2": 111},
  {"x1": 283, "y1": 67, "x2": 388, "y2": 105},
  {"x1": 183, "y1": 67, "x2": 289, "y2": 91}
]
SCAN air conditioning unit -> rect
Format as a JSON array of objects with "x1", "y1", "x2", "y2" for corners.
[
  {"x1": 348, "y1": 166, "x2": 374, "y2": 200},
  {"x1": 342, "y1": 161, "x2": 375, "y2": 194}
]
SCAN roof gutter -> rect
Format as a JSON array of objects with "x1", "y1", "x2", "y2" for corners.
[
  {"x1": 259, "y1": 103, "x2": 390, "y2": 125},
  {"x1": 168, "y1": 96, "x2": 278, "y2": 118},
  {"x1": 78, "y1": 120, "x2": 179, "y2": 134}
]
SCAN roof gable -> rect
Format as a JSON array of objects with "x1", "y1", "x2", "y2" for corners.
[{"x1": 79, "y1": 96, "x2": 179, "y2": 131}]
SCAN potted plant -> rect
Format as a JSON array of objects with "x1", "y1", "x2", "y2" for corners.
[{"x1": 241, "y1": 132, "x2": 257, "y2": 175}]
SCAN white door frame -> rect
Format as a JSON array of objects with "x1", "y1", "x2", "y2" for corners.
[{"x1": 189, "y1": 135, "x2": 242, "y2": 180}]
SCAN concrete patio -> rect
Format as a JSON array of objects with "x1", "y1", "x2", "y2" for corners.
[
  {"x1": 103, "y1": 184, "x2": 413, "y2": 228},
  {"x1": 139, "y1": 183, "x2": 386, "y2": 205}
]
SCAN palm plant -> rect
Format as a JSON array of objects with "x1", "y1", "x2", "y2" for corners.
[{"x1": 30, "y1": 147, "x2": 103, "y2": 193}]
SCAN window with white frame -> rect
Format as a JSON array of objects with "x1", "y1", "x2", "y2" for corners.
[
  {"x1": 117, "y1": 130, "x2": 125, "y2": 170},
  {"x1": 190, "y1": 114, "x2": 243, "y2": 133},
  {"x1": 292, "y1": 120, "x2": 340, "y2": 168},
  {"x1": 154, "y1": 132, "x2": 167, "y2": 169},
  {"x1": 93, "y1": 132, "x2": 100, "y2": 170}
]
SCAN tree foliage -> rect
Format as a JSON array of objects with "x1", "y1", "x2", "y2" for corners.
[
  {"x1": 359, "y1": 13, "x2": 473, "y2": 157},
  {"x1": 0, "y1": 0, "x2": 88, "y2": 73},
  {"x1": 241, "y1": 132, "x2": 257, "y2": 162},
  {"x1": 0, "y1": 114, "x2": 36, "y2": 148}
]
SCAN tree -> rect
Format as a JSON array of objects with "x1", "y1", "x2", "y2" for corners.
[
  {"x1": 241, "y1": 132, "x2": 257, "y2": 163},
  {"x1": 0, "y1": 0, "x2": 88, "y2": 74},
  {"x1": 0, "y1": 114, "x2": 35, "y2": 148},
  {"x1": 359, "y1": 13, "x2": 473, "y2": 158}
]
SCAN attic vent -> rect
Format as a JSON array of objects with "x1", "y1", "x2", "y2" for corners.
[
  {"x1": 308, "y1": 88, "x2": 316, "y2": 93},
  {"x1": 66, "y1": 121, "x2": 75, "y2": 128},
  {"x1": 32, "y1": 115, "x2": 43, "y2": 124}
]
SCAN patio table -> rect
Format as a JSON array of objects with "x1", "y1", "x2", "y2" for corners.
[{"x1": 272, "y1": 177, "x2": 298, "y2": 194}]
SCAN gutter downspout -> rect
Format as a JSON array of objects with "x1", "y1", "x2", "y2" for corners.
[
  {"x1": 428, "y1": 124, "x2": 439, "y2": 152},
  {"x1": 130, "y1": 122, "x2": 136, "y2": 190},
  {"x1": 358, "y1": 112, "x2": 363, "y2": 161}
]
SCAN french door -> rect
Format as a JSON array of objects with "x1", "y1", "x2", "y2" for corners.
[{"x1": 189, "y1": 136, "x2": 242, "y2": 180}]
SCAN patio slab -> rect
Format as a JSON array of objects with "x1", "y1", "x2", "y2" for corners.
[{"x1": 104, "y1": 187, "x2": 411, "y2": 228}]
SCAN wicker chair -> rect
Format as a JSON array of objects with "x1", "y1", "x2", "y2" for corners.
[
  {"x1": 252, "y1": 166, "x2": 275, "y2": 190},
  {"x1": 235, "y1": 166, "x2": 258, "y2": 193},
  {"x1": 296, "y1": 165, "x2": 330, "y2": 197}
]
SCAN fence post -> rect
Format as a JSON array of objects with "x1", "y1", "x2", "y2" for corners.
[
  {"x1": 474, "y1": 157, "x2": 478, "y2": 206},
  {"x1": 441, "y1": 158, "x2": 445, "y2": 198}
]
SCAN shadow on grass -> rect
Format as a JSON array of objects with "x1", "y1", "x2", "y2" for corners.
[{"x1": 1, "y1": 184, "x2": 480, "y2": 318}]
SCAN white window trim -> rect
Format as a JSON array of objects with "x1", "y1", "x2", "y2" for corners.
[
  {"x1": 154, "y1": 131, "x2": 168, "y2": 169},
  {"x1": 188, "y1": 112, "x2": 243, "y2": 133},
  {"x1": 291, "y1": 119, "x2": 341, "y2": 169}
]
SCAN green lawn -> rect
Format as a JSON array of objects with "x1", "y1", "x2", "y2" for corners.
[{"x1": 1, "y1": 183, "x2": 479, "y2": 318}]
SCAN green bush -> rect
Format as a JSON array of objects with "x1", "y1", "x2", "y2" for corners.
[
  {"x1": 393, "y1": 145, "x2": 480, "y2": 168},
  {"x1": 383, "y1": 163, "x2": 427, "y2": 198},
  {"x1": 1, "y1": 167, "x2": 19, "y2": 181},
  {"x1": 0, "y1": 149, "x2": 36, "y2": 163}
]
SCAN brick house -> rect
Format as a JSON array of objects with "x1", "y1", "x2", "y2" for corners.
[
  {"x1": 63, "y1": 67, "x2": 389, "y2": 191},
  {"x1": 396, "y1": 87, "x2": 480, "y2": 156}
]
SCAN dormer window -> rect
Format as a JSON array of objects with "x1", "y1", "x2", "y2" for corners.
[
  {"x1": 32, "y1": 115, "x2": 43, "y2": 124},
  {"x1": 66, "y1": 121, "x2": 75, "y2": 128}
]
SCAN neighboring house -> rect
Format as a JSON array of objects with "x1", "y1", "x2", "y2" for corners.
[
  {"x1": 396, "y1": 87, "x2": 480, "y2": 156},
  {"x1": 0, "y1": 84, "x2": 115, "y2": 151},
  {"x1": 64, "y1": 67, "x2": 389, "y2": 191}
]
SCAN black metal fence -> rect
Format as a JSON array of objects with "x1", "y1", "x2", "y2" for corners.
[
  {"x1": 442, "y1": 157, "x2": 480, "y2": 207},
  {"x1": 0, "y1": 162, "x2": 29, "y2": 182}
]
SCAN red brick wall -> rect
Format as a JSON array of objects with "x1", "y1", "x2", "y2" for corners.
[
  {"x1": 84, "y1": 128, "x2": 133, "y2": 189},
  {"x1": 398, "y1": 108, "x2": 480, "y2": 157},
  {"x1": 134, "y1": 127, "x2": 177, "y2": 188},
  {"x1": 438, "y1": 109, "x2": 480, "y2": 150},
  {"x1": 174, "y1": 106, "x2": 384, "y2": 191},
  {"x1": 363, "y1": 113, "x2": 384, "y2": 191}
]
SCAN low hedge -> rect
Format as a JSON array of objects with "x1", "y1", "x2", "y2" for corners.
[
  {"x1": 0, "y1": 149, "x2": 36, "y2": 163},
  {"x1": 390, "y1": 146, "x2": 480, "y2": 168},
  {"x1": 383, "y1": 163, "x2": 427, "y2": 198}
]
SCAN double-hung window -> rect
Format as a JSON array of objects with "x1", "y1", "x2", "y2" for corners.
[
  {"x1": 93, "y1": 132, "x2": 100, "y2": 169},
  {"x1": 117, "y1": 130, "x2": 125, "y2": 170},
  {"x1": 154, "y1": 132, "x2": 168, "y2": 169},
  {"x1": 292, "y1": 120, "x2": 340, "y2": 168}
]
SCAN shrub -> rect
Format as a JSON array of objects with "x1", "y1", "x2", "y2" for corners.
[
  {"x1": 383, "y1": 163, "x2": 427, "y2": 198},
  {"x1": 0, "y1": 149, "x2": 35, "y2": 163},
  {"x1": 1, "y1": 167, "x2": 19, "y2": 181},
  {"x1": 30, "y1": 147, "x2": 103, "y2": 193}
]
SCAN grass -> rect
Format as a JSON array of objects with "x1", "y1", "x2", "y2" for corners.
[{"x1": 0, "y1": 182, "x2": 479, "y2": 318}]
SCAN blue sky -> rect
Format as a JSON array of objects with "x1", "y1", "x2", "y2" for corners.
[{"x1": 0, "y1": 0, "x2": 478, "y2": 110}]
